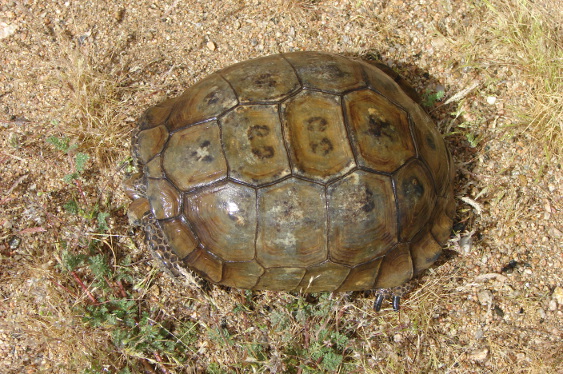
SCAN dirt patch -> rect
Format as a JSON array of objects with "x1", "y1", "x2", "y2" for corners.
[{"x1": 1, "y1": 0, "x2": 561, "y2": 372}]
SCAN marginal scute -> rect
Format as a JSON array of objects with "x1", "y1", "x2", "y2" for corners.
[
  {"x1": 160, "y1": 218, "x2": 198, "y2": 259},
  {"x1": 221, "y1": 105, "x2": 290, "y2": 185},
  {"x1": 254, "y1": 267, "x2": 306, "y2": 291},
  {"x1": 361, "y1": 61, "x2": 416, "y2": 108},
  {"x1": 327, "y1": 171, "x2": 397, "y2": 266},
  {"x1": 137, "y1": 125, "x2": 169, "y2": 164},
  {"x1": 221, "y1": 54, "x2": 300, "y2": 102},
  {"x1": 298, "y1": 261, "x2": 350, "y2": 292},
  {"x1": 337, "y1": 258, "x2": 383, "y2": 291},
  {"x1": 410, "y1": 104, "x2": 451, "y2": 196},
  {"x1": 184, "y1": 248, "x2": 223, "y2": 283},
  {"x1": 410, "y1": 231, "x2": 442, "y2": 274},
  {"x1": 166, "y1": 73, "x2": 238, "y2": 132},
  {"x1": 185, "y1": 182, "x2": 257, "y2": 262},
  {"x1": 443, "y1": 186, "x2": 457, "y2": 219},
  {"x1": 281, "y1": 90, "x2": 355, "y2": 182},
  {"x1": 284, "y1": 51, "x2": 364, "y2": 93},
  {"x1": 145, "y1": 156, "x2": 162, "y2": 178},
  {"x1": 138, "y1": 97, "x2": 177, "y2": 130},
  {"x1": 127, "y1": 197, "x2": 151, "y2": 225},
  {"x1": 431, "y1": 211, "x2": 454, "y2": 245},
  {"x1": 374, "y1": 244, "x2": 413, "y2": 288},
  {"x1": 146, "y1": 178, "x2": 181, "y2": 219},
  {"x1": 257, "y1": 178, "x2": 327, "y2": 268},
  {"x1": 394, "y1": 160, "x2": 437, "y2": 242},
  {"x1": 222, "y1": 261, "x2": 264, "y2": 289},
  {"x1": 344, "y1": 89, "x2": 416, "y2": 173},
  {"x1": 163, "y1": 122, "x2": 227, "y2": 191}
]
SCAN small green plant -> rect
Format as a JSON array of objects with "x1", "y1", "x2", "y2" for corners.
[
  {"x1": 269, "y1": 294, "x2": 353, "y2": 372},
  {"x1": 49, "y1": 134, "x2": 200, "y2": 372},
  {"x1": 46, "y1": 135, "x2": 90, "y2": 182},
  {"x1": 422, "y1": 88, "x2": 445, "y2": 108}
]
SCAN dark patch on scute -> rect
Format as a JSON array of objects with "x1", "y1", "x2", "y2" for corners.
[
  {"x1": 310, "y1": 138, "x2": 333, "y2": 156},
  {"x1": 247, "y1": 125, "x2": 271, "y2": 140},
  {"x1": 367, "y1": 115, "x2": 392, "y2": 139},
  {"x1": 204, "y1": 91, "x2": 220, "y2": 105},
  {"x1": 325, "y1": 64, "x2": 346, "y2": 79},
  {"x1": 403, "y1": 177, "x2": 424, "y2": 200},
  {"x1": 255, "y1": 73, "x2": 277, "y2": 88},
  {"x1": 306, "y1": 116, "x2": 328, "y2": 132},
  {"x1": 360, "y1": 186, "x2": 375, "y2": 212},
  {"x1": 252, "y1": 145, "x2": 275, "y2": 159},
  {"x1": 200, "y1": 140, "x2": 211, "y2": 147},
  {"x1": 426, "y1": 133, "x2": 436, "y2": 150}
]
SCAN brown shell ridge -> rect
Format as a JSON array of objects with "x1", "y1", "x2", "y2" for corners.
[
  {"x1": 339, "y1": 90, "x2": 361, "y2": 167},
  {"x1": 226, "y1": 173, "x2": 292, "y2": 189},
  {"x1": 276, "y1": 100, "x2": 297, "y2": 175},
  {"x1": 167, "y1": 116, "x2": 220, "y2": 135},
  {"x1": 280, "y1": 53, "x2": 305, "y2": 87},
  {"x1": 215, "y1": 117, "x2": 232, "y2": 180},
  {"x1": 159, "y1": 216, "x2": 201, "y2": 262},
  {"x1": 390, "y1": 173, "x2": 402, "y2": 242}
]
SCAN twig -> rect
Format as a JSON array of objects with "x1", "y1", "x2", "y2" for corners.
[{"x1": 71, "y1": 271, "x2": 99, "y2": 304}]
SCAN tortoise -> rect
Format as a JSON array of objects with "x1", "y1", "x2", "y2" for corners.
[{"x1": 125, "y1": 51, "x2": 455, "y2": 311}]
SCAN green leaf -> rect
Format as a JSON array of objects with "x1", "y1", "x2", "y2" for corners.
[{"x1": 75, "y1": 152, "x2": 90, "y2": 173}]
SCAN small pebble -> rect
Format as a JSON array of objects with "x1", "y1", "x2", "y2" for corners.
[
  {"x1": 469, "y1": 347, "x2": 489, "y2": 362},
  {"x1": 0, "y1": 22, "x2": 17, "y2": 40},
  {"x1": 538, "y1": 308, "x2": 547, "y2": 319},
  {"x1": 477, "y1": 290, "x2": 493, "y2": 306},
  {"x1": 553, "y1": 287, "x2": 563, "y2": 305},
  {"x1": 460, "y1": 234, "x2": 473, "y2": 254},
  {"x1": 206, "y1": 41, "x2": 216, "y2": 51},
  {"x1": 486, "y1": 96, "x2": 497, "y2": 105}
]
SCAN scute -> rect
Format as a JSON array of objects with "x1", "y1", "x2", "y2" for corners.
[
  {"x1": 337, "y1": 258, "x2": 383, "y2": 292},
  {"x1": 166, "y1": 73, "x2": 238, "y2": 132},
  {"x1": 284, "y1": 51, "x2": 364, "y2": 93},
  {"x1": 129, "y1": 51, "x2": 456, "y2": 298},
  {"x1": 160, "y1": 218, "x2": 198, "y2": 259},
  {"x1": 184, "y1": 248, "x2": 223, "y2": 283},
  {"x1": 221, "y1": 105, "x2": 290, "y2": 185},
  {"x1": 298, "y1": 261, "x2": 350, "y2": 293},
  {"x1": 281, "y1": 90, "x2": 355, "y2": 182},
  {"x1": 344, "y1": 89, "x2": 416, "y2": 173},
  {"x1": 162, "y1": 122, "x2": 227, "y2": 191},
  {"x1": 256, "y1": 178, "x2": 327, "y2": 268},
  {"x1": 146, "y1": 178, "x2": 181, "y2": 220},
  {"x1": 221, "y1": 54, "x2": 300, "y2": 102},
  {"x1": 327, "y1": 171, "x2": 397, "y2": 266},
  {"x1": 185, "y1": 182, "x2": 257, "y2": 262},
  {"x1": 394, "y1": 160, "x2": 437, "y2": 242},
  {"x1": 222, "y1": 261, "x2": 264, "y2": 289},
  {"x1": 374, "y1": 244, "x2": 413, "y2": 288},
  {"x1": 410, "y1": 230, "x2": 442, "y2": 275},
  {"x1": 136, "y1": 125, "x2": 168, "y2": 164},
  {"x1": 254, "y1": 268, "x2": 306, "y2": 291}
]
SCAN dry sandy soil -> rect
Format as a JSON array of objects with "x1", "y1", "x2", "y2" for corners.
[{"x1": 1, "y1": 0, "x2": 561, "y2": 373}]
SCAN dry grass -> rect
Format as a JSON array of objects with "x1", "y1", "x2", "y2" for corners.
[{"x1": 465, "y1": 0, "x2": 562, "y2": 158}]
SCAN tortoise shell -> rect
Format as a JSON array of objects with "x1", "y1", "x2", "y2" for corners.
[{"x1": 127, "y1": 51, "x2": 455, "y2": 294}]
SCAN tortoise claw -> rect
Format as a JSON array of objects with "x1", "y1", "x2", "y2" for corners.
[
  {"x1": 392, "y1": 295, "x2": 401, "y2": 311},
  {"x1": 374, "y1": 293, "x2": 385, "y2": 311}
]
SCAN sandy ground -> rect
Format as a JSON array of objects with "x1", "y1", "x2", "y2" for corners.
[{"x1": 1, "y1": 0, "x2": 561, "y2": 373}]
